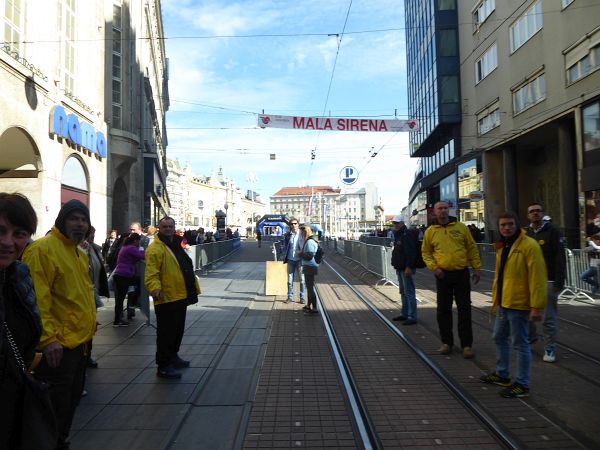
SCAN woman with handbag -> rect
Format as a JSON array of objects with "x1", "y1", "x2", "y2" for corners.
[{"x1": 0, "y1": 192, "x2": 57, "y2": 449}]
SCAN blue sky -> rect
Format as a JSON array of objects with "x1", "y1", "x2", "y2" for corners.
[{"x1": 161, "y1": 0, "x2": 416, "y2": 215}]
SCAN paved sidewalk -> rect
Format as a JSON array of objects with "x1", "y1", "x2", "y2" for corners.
[{"x1": 71, "y1": 243, "x2": 275, "y2": 449}]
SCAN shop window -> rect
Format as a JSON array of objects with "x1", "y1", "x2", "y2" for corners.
[
  {"x1": 509, "y1": 0, "x2": 542, "y2": 53},
  {"x1": 583, "y1": 102, "x2": 600, "y2": 152}
]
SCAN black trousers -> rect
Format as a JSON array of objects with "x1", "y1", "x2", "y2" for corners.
[
  {"x1": 113, "y1": 274, "x2": 138, "y2": 323},
  {"x1": 303, "y1": 266, "x2": 318, "y2": 310},
  {"x1": 154, "y1": 300, "x2": 188, "y2": 368},
  {"x1": 435, "y1": 268, "x2": 473, "y2": 348},
  {"x1": 36, "y1": 344, "x2": 87, "y2": 449}
]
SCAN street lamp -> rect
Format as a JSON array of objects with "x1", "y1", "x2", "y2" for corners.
[
  {"x1": 224, "y1": 203, "x2": 229, "y2": 227},
  {"x1": 198, "y1": 200, "x2": 204, "y2": 228}
]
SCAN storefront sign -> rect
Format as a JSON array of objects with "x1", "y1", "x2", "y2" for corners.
[
  {"x1": 258, "y1": 114, "x2": 419, "y2": 132},
  {"x1": 49, "y1": 105, "x2": 107, "y2": 158}
]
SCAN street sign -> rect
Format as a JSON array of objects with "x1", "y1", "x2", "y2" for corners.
[
  {"x1": 340, "y1": 166, "x2": 358, "y2": 185},
  {"x1": 468, "y1": 191, "x2": 485, "y2": 202}
]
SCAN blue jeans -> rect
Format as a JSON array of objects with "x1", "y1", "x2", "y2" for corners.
[
  {"x1": 529, "y1": 282, "x2": 557, "y2": 353},
  {"x1": 494, "y1": 307, "x2": 531, "y2": 388},
  {"x1": 581, "y1": 267, "x2": 599, "y2": 294},
  {"x1": 396, "y1": 268, "x2": 417, "y2": 321},
  {"x1": 287, "y1": 259, "x2": 305, "y2": 300}
]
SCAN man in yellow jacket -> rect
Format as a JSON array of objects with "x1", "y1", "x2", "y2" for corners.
[
  {"x1": 145, "y1": 216, "x2": 200, "y2": 379},
  {"x1": 23, "y1": 199, "x2": 96, "y2": 449},
  {"x1": 422, "y1": 201, "x2": 481, "y2": 358},
  {"x1": 480, "y1": 212, "x2": 547, "y2": 398}
]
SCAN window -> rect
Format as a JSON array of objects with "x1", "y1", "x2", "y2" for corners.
[
  {"x1": 437, "y1": 0, "x2": 456, "y2": 10},
  {"x1": 475, "y1": 43, "x2": 497, "y2": 83},
  {"x1": 440, "y1": 75, "x2": 459, "y2": 103},
  {"x1": 567, "y1": 44, "x2": 600, "y2": 84},
  {"x1": 513, "y1": 73, "x2": 545, "y2": 114},
  {"x1": 562, "y1": 0, "x2": 575, "y2": 9},
  {"x1": 510, "y1": 0, "x2": 542, "y2": 53},
  {"x1": 439, "y1": 29, "x2": 457, "y2": 56},
  {"x1": 473, "y1": 0, "x2": 495, "y2": 31},
  {"x1": 59, "y1": 0, "x2": 76, "y2": 94},
  {"x1": 112, "y1": 3, "x2": 122, "y2": 128},
  {"x1": 478, "y1": 108, "x2": 501, "y2": 135},
  {"x1": 3, "y1": 0, "x2": 23, "y2": 54}
]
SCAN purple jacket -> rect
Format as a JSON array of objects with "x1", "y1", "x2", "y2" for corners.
[{"x1": 114, "y1": 245, "x2": 145, "y2": 278}]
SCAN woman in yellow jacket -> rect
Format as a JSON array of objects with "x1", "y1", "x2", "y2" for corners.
[
  {"x1": 480, "y1": 212, "x2": 547, "y2": 398},
  {"x1": 145, "y1": 217, "x2": 200, "y2": 379}
]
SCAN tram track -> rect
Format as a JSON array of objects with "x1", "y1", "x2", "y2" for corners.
[
  {"x1": 314, "y1": 261, "x2": 522, "y2": 449},
  {"x1": 315, "y1": 252, "x2": 594, "y2": 449}
]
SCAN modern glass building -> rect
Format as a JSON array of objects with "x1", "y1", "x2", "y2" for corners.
[{"x1": 405, "y1": 0, "x2": 462, "y2": 223}]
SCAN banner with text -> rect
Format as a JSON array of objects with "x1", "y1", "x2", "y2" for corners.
[{"x1": 257, "y1": 114, "x2": 419, "y2": 132}]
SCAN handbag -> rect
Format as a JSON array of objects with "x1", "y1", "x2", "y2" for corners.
[{"x1": 2, "y1": 322, "x2": 58, "y2": 450}]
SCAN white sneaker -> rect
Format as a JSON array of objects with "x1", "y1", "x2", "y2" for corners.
[{"x1": 543, "y1": 349, "x2": 556, "y2": 363}]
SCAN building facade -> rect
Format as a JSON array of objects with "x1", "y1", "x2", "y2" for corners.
[
  {"x1": 166, "y1": 159, "x2": 266, "y2": 236},
  {"x1": 0, "y1": 0, "x2": 108, "y2": 236},
  {"x1": 105, "y1": 0, "x2": 169, "y2": 233},
  {"x1": 458, "y1": 0, "x2": 600, "y2": 244},
  {"x1": 405, "y1": 0, "x2": 464, "y2": 227},
  {"x1": 405, "y1": 0, "x2": 600, "y2": 244}
]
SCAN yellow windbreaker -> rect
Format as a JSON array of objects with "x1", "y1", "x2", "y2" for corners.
[
  {"x1": 422, "y1": 221, "x2": 481, "y2": 271},
  {"x1": 492, "y1": 230, "x2": 547, "y2": 312},
  {"x1": 144, "y1": 236, "x2": 200, "y2": 305},
  {"x1": 22, "y1": 227, "x2": 96, "y2": 349}
]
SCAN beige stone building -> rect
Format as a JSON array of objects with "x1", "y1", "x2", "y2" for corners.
[
  {"x1": 458, "y1": 0, "x2": 600, "y2": 244},
  {"x1": 166, "y1": 159, "x2": 266, "y2": 236},
  {"x1": 0, "y1": 0, "x2": 108, "y2": 236}
]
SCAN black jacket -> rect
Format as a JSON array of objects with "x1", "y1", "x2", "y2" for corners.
[
  {"x1": 391, "y1": 225, "x2": 417, "y2": 270},
  {"x1": 526, "y1": 222, "x2": 566, "y2": 289}
]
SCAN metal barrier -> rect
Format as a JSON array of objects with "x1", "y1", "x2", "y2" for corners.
[
  {"x1": 188, "y1": 238, "x2": 241, "y2": 271},
  {"x1": 559, "y1": 249, "x2": 598, "y2": 303},
  {"x1": 476, "y1": 243, "x2": 496, "y2": 274}
]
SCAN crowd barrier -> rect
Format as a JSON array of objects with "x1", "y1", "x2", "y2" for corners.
[
  {"x1": 187, "y1": 238, "x2": 241, "y2": 271},
  {"x1": 327, "y1": 239, "x2": 598, "y2": 303}
]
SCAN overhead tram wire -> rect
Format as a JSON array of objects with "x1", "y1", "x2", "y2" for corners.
[{"x1": 307, "y1": 0, "x2": 353, "y2": 184}]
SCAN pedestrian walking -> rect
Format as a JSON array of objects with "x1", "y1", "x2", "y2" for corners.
[
  {"x1": 145, "y1": 217, "x2": 200, "y2": 379},
  {"x1": 281, "y1": 217, "x2": 306, "y2": 303},
  {"x1": 422, "y1": 201, "x2": 481, "y2": 358},
  {"x1": 581, "y1": 233, "x2": 600, "y2": 295},
  {"x1": 525, "y1": 203, "x2": 566, "y2": 363},
  {"x1": 22, "y1": 199, "x2": 96, "y2": 449},
  {"x1": 298, "y1": 225, "x2": 319, "y2": 313},
  {"x1": 480, "y1": 212, "x2": 547, "y2": 398},
  {"x1": 256, "y1": 228, "x2": 262, "y2": 247},
  {"x1": 389, "y1": 217, "x2": 418, "y2": 325}
]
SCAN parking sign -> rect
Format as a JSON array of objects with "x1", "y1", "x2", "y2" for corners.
[{"x1": 340, "y1": 166, "x2": 358, "y2": 185}]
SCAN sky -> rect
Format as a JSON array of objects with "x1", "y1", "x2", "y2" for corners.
[{"x1": 161, "y1": 0, "x2": 417, "y2": 216}]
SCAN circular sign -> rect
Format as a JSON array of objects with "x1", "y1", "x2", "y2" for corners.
[
  {"x1": 468, "y1": 191, "x2": 484, "y2": 202},
  {"x1": 340, "y1": 166, "x2": 358, "y2": 185}
]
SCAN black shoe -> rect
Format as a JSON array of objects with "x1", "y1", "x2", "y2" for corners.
[
  {"x1": 87, "y1": 358, "x2": 98, "y2": 368},
  {"x1": 402, "y1": 319, "x2": 417, "y2": 325},
  {"x1": 113, "y1": 320, "x2": 129, "y2": 327},
  {"x1": 127, "y1": 308, "x2": 136, "y2": 319},
  {"x1": 302, "y1": 305, "x2": 311, "y2": 311},
  {"x1": 173, "y1": 355, "x2": 190, "y2": 369},
  {"x1": 392, "y1": 315, "x2": 406, "y2": 322},
  {"x1": 157, "y1": 366, "x2": 182, "y2": 379}
]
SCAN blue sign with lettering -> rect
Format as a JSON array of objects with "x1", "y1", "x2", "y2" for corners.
[
  {"x1": 49, "y1": 105, "x2": 107, "y2": 158},
  {"x1": 340, "y1": 166, "x2": 358, "y2": 185}
]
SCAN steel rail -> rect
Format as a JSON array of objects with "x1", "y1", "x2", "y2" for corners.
[
  {"x1": 314, "y1": 292, "x2": 381, "y2": 450},
  {"x1": 322, "y1": 260, "x2": 523, "y2": 450}
]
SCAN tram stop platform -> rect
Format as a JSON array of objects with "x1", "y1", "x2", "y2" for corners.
[{"x1": 71, "y1": 240, "x2": 600, "y2": 450}]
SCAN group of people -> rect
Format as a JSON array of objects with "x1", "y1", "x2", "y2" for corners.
[
  {"x1": 280, "y1": 217, "x2": 320, "y2": 314},
  {"x1": 388, "y1": 200, "x2": 565, "y2": 399},
  {"x1": 0, "y1": 193, "x2": 200, "y2": 449}
]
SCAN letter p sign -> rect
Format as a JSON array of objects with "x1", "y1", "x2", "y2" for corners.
[{"x1": 340, "y1": 166, "x2": 358, "y2": 185}]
